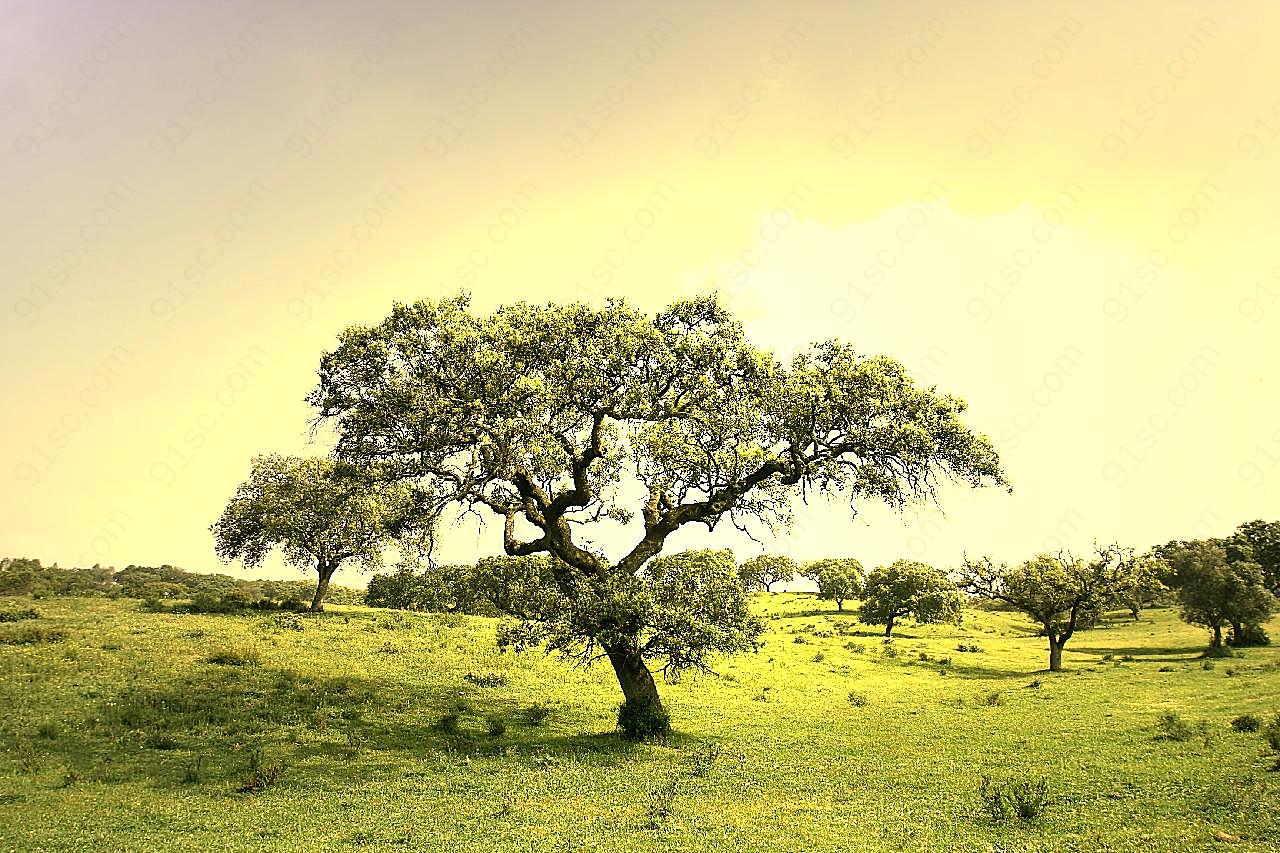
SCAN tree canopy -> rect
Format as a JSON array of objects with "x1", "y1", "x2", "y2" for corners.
[
  {"x1": 859, "y1": 559, "x2": 960, "y2": 635},
  {"x1": 1155, "y1": 539, "x2": 1276, "y2": 648},
  {"x1": 803, "y1": 558, "x2": 864, "y2": 610},
  {"x1": 739, "y1": 554, "x2": 798, "y2": 593},
  {"x1": 961, "y1": 547, "x2": 1133, "y2": 671},
  {"x1": 308, "y1": 294, "x2": 1007, "y2": 729},
  {"x1": 210, "y1": 455, "x2": 411, "y2": 611}
]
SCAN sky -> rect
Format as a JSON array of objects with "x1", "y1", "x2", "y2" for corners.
[{"x1": 2, "y1": 0, "x2": 1278, "y2": 584}]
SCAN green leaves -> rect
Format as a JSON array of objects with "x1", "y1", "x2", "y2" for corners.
[{"x1": 860, "y1": 560, "x2": 961, "y2": 630}]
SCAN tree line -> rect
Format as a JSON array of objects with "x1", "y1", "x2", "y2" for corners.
[{"x1": 0, "y1": 557, "x2": 364, "y2": 607}]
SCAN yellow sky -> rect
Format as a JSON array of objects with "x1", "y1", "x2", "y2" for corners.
[{"x1": 3, "y1": 1, "x2": 1278, "y2": 582}]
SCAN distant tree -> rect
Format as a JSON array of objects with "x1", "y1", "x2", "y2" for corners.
[
  {"x1": 211, "y1": 455, "x2": 411, "y2": 611},
  {"x1": 1117, "y1": 554, "x2": 1169, "y2": 620},
  {"x1": 961, "y1": 547, "x2": 1134, "y2": 671},
  {"x1": 1157, "y1": 540, "x2": 1276, "y2": 649},
  {"x1": 860, "y1": 559, "x2": 961, "y2": 636},
  {"x1": 740, "y1": 554, "x2": 798, "y2": 593},
  {"x1": 308, "y1": 295, "x2": 1006, "y2": 732},
  {"x1": 1224, "y1": 519, "x2": 1280, "y2": 597},
  {"x1": 803, "y1": 558, "x2": 863, "y2": 611}
]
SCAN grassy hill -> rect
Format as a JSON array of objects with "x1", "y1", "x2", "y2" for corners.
[{"x1": 1, "y1": 594, "x2": 1278, "y2": 851}]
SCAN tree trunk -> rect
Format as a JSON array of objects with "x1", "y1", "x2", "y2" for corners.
[
  {"x1": 884, "y1": 615, "x2": 894, "y2": 637},
  {"x1": 836, "y1": 599, "x2": 844, "y2": 611},
  {"x1": 604, "y1": 641, "x2": 665, "y2": 710},
  {"x1": 1048, "y1": 638, "x2": 1064, "y2": 672},
  {"x1": 1228, "y1": 620, "x2": 1243, "y2": 646},
  {"x1": 311, "y1": 562, "x2": 336, "y2": 612},
  {"x1": 1210, "y1": 623, "x2": 1223, "y2": 648}
]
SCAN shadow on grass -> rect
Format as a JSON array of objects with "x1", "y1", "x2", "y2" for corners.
[
  {"x1": 16, "y1": 663, "x2": 672, "y2": 792},
  {"x1": 1069, "y1": 644, "x2": 1206, "y2": 662}
]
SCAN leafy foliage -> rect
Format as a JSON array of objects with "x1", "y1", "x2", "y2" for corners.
[
  {"x1": 211, "y1": 455, "x2": 411, "y2": 610},
  {"x1": 961, "y1": 546, "x2": 1136, "y2": 670},
  {"x1": 803, "y1": 558, "x2": 863, "y2": 610},
  {"x1": 739, "y1": 554, "x2": 798, "y2": 592},
  {"x1": 308, "y1": 295, "x2": 1006, "y2": 713},
  {"x1": 1155, "y1": 539, "x2": 1276, "y2": 648},
  {"x1": 859, "y1": 559, "x2": 960, "y2": 636}
]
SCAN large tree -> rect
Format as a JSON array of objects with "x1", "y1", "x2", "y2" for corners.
[
  {"x1": 803, "y1": 558, "x2": 864, "y2": 611},
  {"x1": 1156, "y1": 540, "x2": 1276, "y2": 649},
  {"x1": 860, "y1": 559, "x2": 960, "y2": 635},
  {"x1": 308, "y1": 295, "x2": 1006, "y2": 728},
  {"x1": 211, "y1": 455, "x2": 410, "y2": 611},
  {"x1": 961, "y1": 547, "x2": 1133, "y2": 671},
  {"x1": 739, "y1": 554, "x2": 798, "y2": 593},
  {"x1": 1224, "y1": 519, "x2": 1280, "y2": 597}
]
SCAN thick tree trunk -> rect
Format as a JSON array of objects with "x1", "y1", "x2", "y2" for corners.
[
  {"x1": 836, "y1": 599, "x2": 844, "y2": 611},
  {"x1": 1048, "y1": 639, "x2": 1064, "y2": 672},
  {"x1": 311, "y1": 562, "x2": 336, "y2": 612},
  {"x1": 1210, "y1": 623, "x2": 1223, "y2": 648},
  {"x1": 1228, "y1": 620, "x2": 1243, "y2": 646},
  {"x1": 604, "y1": 641, "x2": 665, "y2": 710},
  {"x1": 884, "y1": 615, "x2": 894, "y2": 637}
]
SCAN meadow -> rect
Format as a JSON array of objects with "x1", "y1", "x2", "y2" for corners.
[{"x1": 1, "y1": 593, "x2": 1278, "y2": 852}]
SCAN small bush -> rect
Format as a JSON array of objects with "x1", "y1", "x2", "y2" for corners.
[
  {"x1": 236, "y1": 759, "x2": 284, "y2": 793},
  {"x1": 1231, "y1": 714, "x2": 1261, "y2": 733},
  {"x1": 1158, "y1": 665, "x2": 1175, "y2": 672},
  {"x1": 1155, "y1": 711, "x2": 1205, "y2": 742},
  {"x1": 617, "y1": 696, "x2": 670, "y2": 741},
  {"x1": 1230, "y1": 624, "x2": 1271, "y2": 648},
  {"x1": 0, "y1": 624, "x2": 65, "y2": 645},
  {"x1": 847, "y1": 691, "x2": 869, "y2": 707},
  {"x1": 983, "y1": 691, "x2": 1005, "y2": 707},
  {"x1": 0, "y1": 607, "x2": 40, "y2": 623},
  {"x1": 36, "y1": 721, "x2": 59, "y2": 740},
  {"x1": 686, "y1": 742, "x2": 723, "y2": 778},
  {"x1": 957, "y1": 643, "x2": 984, "y2": 653},
  {"x1": 792, "y1": 636, "x2": 807, "y2": 644},
  {"x1": 644, "y1": 778, "x2": 680, "y2": 828},
  {"x1": 979, "y1": 776, "x2": 1051, "y2": 823},
  {"x1": 1201, "y1": 660, "x2": 1216, "y2": 670},
  {"x1": 436, "y1": 713, "x2": 462, "y2": 737},
  {"x1": 1026, "y1": 679, "x2": 1043, "y2": 689},
  {"x1": 812, "y1": 652, "x2": 825, "y2": 662},
  {"x1": 881, "y1": 644, "x2": 899, "y2": 659},
  {"x1": 525, "y1": 703, "x2": 552, "y2": 726},
  {"x1": 464, "y1": 671, "x2": 509, "y2": 688},
  {"x1": 182, "y1": 757, "x2": 204, "y2": 784},
  {"x1": 845, "y1": 642, "x2": 866, "y2": 653},
  {"x1": 1264, "y1": 714, "x2": 1280, "y2": 752},
  {"x1": 485, "y1": 715, "x2": 507, "y2": 738},
  {"x1": 272, "y1": 614, "x2": 305, "y2": 631},
  {"x1": 918, "y1": 651, "x2": 931, "y2": 662},
  {"x1": 205, "y1": 646, "x2": 260, "y2": 666}
]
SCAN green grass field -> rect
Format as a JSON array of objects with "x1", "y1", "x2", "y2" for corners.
[{"x1": 1, "y1": 594, "x2": 1278, "y2": 851}]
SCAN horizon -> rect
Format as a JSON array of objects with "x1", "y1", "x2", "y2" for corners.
[{"x1": 4, "y1": 1, "x2": 1278, "y2": 584}]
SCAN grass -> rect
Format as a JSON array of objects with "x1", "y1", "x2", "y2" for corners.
[{"x1": 0, "y1": 594, "x2": 1277, "y2": 851}]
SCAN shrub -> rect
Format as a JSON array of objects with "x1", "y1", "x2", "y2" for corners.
[
  {"x1": 1230, "y1": 624, "x2": 1271, "y2": 648},
  {"x1": 36, "y1": 721, "x2": 58, "y2": 739},
  {"x1": 1201, "y1": 660, "x2": 1216, "y2": 670},
  {"x1": 464, "y1": 671, "x2": 509, "y2": 688},
  {"x1": 979, "y1": 776, "x2": 1051, "y2": 823},
  {"x1": 525, "y1": 703, "x2": 552, "y2": 726},
  {"x1": 485, "y1": 715, "x2": 507, "y2": 738},
  {"x1": 617, "y1": 696, "x2": 670, "y2": 741},
  {"x1": 0, "y1": 624, "x2": 65, "y2": 645},
  {"x1": 644, "y1": 779, "x2": 680, "y2": 828},
  {"x1": 205, "y1": 646, "x2": 260, "y2": 667},
  {"x1": 1158, "y1": 665, "x2": 1175, "y2": 672},
  {"x1": 436, "y1": 713, "x2": 462, "y2": 737},
  {"x1": 847, "y1": 691, "x2": 869, "y2": 707},
  {"x1": 236, "y1": 759, "x2": 284, "y2": 793},
  {"x1": 1264, "y1": 714, "x2": 1280, "y2": 752},
  {"x1": 957, "y1": 643, "x2": 984, "y2": 653},
  {"x1": 686, "y1": 742, "x2": 723, "y2": 778},
  {"x1": 812, "y1": 652, "x2": 826, "y2": 662},
  {"x1": 182, "y1": 757, "x2": 204, "y2": 784},
  {"x1": 1231, "y1": 714, "x2": 1261, "y2": 733},
  {"x1": 881, "y1": 644, "x2": 899, "y2": 659},
  {"x1": 845, "y1": 642, "x2": 866, "y2": 653},
  {"x1": 0, "y1": 607, "x2": 40, "y2": 623},
  {"x1": 1155, "y1": 711, "x2": 1204, "y2": 742},
  {"x1": 983, "y1": 691, "x2": 1005, "y2": 707}
]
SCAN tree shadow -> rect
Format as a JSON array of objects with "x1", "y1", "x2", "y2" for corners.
[
  {"x1": 22, "y1": 662, "x2": 677, "y2": 791},
  {"x1": 1068, "y1": 643, "x2": 1206, "y2": 662}
]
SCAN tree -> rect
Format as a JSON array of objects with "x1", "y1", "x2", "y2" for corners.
[
  {"x1": 961, "y1": 547, "x2": 1133, "y2": 671},
  {"x1": 1116, "y1": 554, "x2": 1168, "y2": 620},
  {"x1": 211, "y1": 455, "x2": 410, "y2": 611},
  {"x1": 803, "y1": 558, "x2": 863, "y2": 611},
  {"x1": 860, "y1": 559, "x2": 961, "y2": 635},
  {"x1": 308, "y1": 295, "x2": 1007, "y2": 728},
  {"x1": 1225, "y1": 519, "x2": 1280, "y2": 597},
  {"x1": 1158, "y1": 540, "x2": 1276, "y2": 649},
  {"x1": 739, "y1": 554, "x2": 798, "y2": 593}
]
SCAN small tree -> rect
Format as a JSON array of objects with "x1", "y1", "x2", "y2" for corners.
[
  {"x1": 1158, "y1": 540, "x2": 1276, "y2": 649},
  {"x1": 803, "y1": 558, "x2": 863, "y2": 611},
  {"x1": 739, "y1": 554, "x2": 798, "y2": 593},
  {"x1": 211, "y1": 455, "x2": 409, "y2": 611},
  {"x1": 1117, "y1": 554, "x2": 1168, "y2": 620},
  {"x1": 961, "y1": 547, "x2": 1133, "y2": 671},
  {"x1": 860, "y1": 559, "x2": 961, "y2": 636}
]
